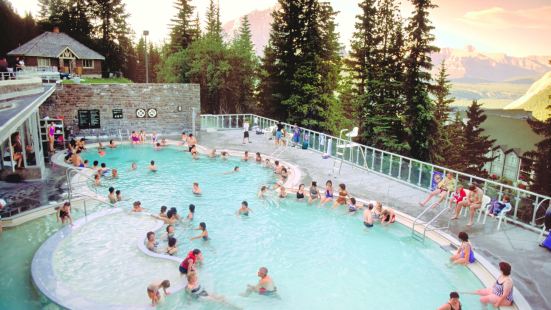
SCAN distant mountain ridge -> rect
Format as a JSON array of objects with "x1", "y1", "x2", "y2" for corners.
[
  {"x1": 504, "y1": 71, "x2": 551, "y2": 120},
  {"x1": 223, "y1": 8, "x2": 551, "y2": 83}
]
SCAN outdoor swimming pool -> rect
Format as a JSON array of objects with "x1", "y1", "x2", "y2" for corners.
[{"x1": 3, "y1": 144, "x2": 486, "y2": 309}]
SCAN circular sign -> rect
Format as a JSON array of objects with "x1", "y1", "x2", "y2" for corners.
[
  {"x1": 147, "y1": 108, "x2": 157, "y2": 118},
  {"x1": 136, "y1": 108, "x2": 146, "y2": 118}
]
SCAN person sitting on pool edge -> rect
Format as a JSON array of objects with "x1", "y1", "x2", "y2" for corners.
[
  {"x1": 146, "y1": 231, "x2": 158, "y2": 252},
  {"x1": 363, "y1": 203, "x2": 374, "y2": 228},
  {"x1": 192, "y1": 182, "x2": 202, "y2": 195},
  {"x1": 450, "y1": 231, "x2": 475, "y2": 265},
  {"x1": 255, "y1": 152, "x2": 262, "y2": 162},
  {"x1": 308, "y1": 181, "x2": 320, "y2": 204},
  {"x1": 179, "y1": 249, "x2": 202, "y2": 274},
  {"x1": 149, "y1": 160, "x2": 157, "y2": 171},
  {"x1": 147, "y1": 279, "x2": 170, "y2": 306},
  {"x1": 191, "y1": 222, "x2": 209, "y2": 241},
  {"x1": 132, "y1": 201, "x2": 144, "y2": 212},
  {"x1": 437, "y1": 291, "x2": 461, "y2": 310},
  {"x1": 296, "y1": 184, "x2": 305, "y2": 200},
  {"x1": 241, "y1": 267, "x2": 277, "y2": 296},
  {"x1": 237, "y1": 201, "x2": 252, "y2": 216}
]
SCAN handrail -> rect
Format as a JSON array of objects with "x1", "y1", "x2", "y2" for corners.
[
  {"x1": 65, "y1": 166, "x2": 98, "y2": 201},
  {"x1": 201, "y1": 113, "x2": 551, "y2": 233}
]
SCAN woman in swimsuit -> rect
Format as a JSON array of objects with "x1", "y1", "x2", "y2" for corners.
[
  {"x1": 57, "y1": 202, "x2": 72, "y2": 225},
  {"x1": 237, "y1": 201, "x2": 252, "y2": 216},
  {"x1": 11, "y1": 132, "x2": 24, "y2": 168},
  {"x1": 308, "y1": 181, "x2": 320, "y2": 204},
  {"x1": 187, "y1": 204, "x2": 195, "y2": 221},
  {"x1": 296, "y1": 184, "x2": 305, "y2": 200},
  {"x1": 474, "y1": 262, "x2": 514, "y2": 307},
  {"x1": 333, "y1": 183, "x2": 348, "y2": 208},
  {"x1": 191, "y1": 222, "x2": 209, "y2": 241},
  {"x1": 450, "y1": 231, "x2": 475, "y2": 265},
  {"x1": 319, "y1": 180, "x2": 334, "y2": 206},
  {"x1": 166, "y1": 237, "x2": 178, "y2": 256},
  {"x1": 48, "y1": 122, "x2": 56, "y2": 152},
  {"x1": 437, "y1": 292, "x2": 462, "y2": 310},
  {"x1": 131, "y1": 131, "x2": 139, "y2": 144}
]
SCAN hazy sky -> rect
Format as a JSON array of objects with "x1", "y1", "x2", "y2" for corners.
[{"x1": 13, "y1": 0, "x2": 551, "y2": 57}]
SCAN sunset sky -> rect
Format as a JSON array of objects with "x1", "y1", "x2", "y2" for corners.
[{"x1": 13, "y1": 0, "x2": 551, "y2": 57}]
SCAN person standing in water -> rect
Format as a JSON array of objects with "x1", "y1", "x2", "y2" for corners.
[
  {"x1": 149, "y1": 160, "x2": 157, "y2": 171},
  {"x1": 437, "y1": 292, "x2": 462, "y2": 310},
  {"x1": 241, "y1": 267, "x2": 277, "y2": 296},
  {"x1": 147, "y1": 280, "x2": 170, "y2": 306},
  {"x1": 190, "y1": 222, "x2": 209, "y2": 241},
  {"x1": 237, "y1": 201, "x2": 252, "y2": 216}
]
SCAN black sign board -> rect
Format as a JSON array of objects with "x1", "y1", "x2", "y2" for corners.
[
  {"x1": 78, "y1": 109, "x2": 101, "y2": 129},
  {"x1": 113, "y1": 109, "x2": 123, "y2": 119}
]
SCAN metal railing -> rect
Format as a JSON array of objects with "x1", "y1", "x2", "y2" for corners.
[
  {"x1": 201, "y1": 113, "x2": 551, "y2": 233},
  {"x1": 1, "y1": 70, "x2": 60, "y2": 82}
]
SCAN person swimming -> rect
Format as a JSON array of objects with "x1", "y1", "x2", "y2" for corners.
[
  {"x1": 187, "y1": 204, "x2": 195, "y2": 221},
  {"x1": 116, "y1": 190, "x2": 122, "y2": 201},
  {"x1": 108, "y1": 139, "x2": 117, "y2": 148},
  {"x1": 242, "y1": 267, "x2": 277, "y2": 297},
  {"x1": 363, "y1": 203, "x2": 374, "y2": 228},
  {"x1": 166, "y1": 237, "x2": 178, "y2": 256},
  {"x1": 108, "y1": 187, "x2": 117, "y2": 204},
  {"x1": 149, "y1": 160, "x2": 157, "y2": 171},
  {"x1": 146, "y1": 231, "x2": 158, "y2": 252},
  {"x1": 131, "y1": 162, "x2": 137, "y2": 170},
  {"x1": 237, "y1": 201, "x2": 252, "y2": 216},
  {"x1": 258, "y1": 186, "x2": 268, "y2": 198},
  {"x1": 192, "y1": 182, "x2": 202, "y2": 195},
  {"x1": 224, "y1": 166, "x2": 240, "y2": 174},
  {"x1": 159, "y1": 206, "x2": 168, "y2": 218},
  {"x1": 191, "y1": 222, "x2": 209, "y2": 241},
  {"x1": 132, "y1": 201, "x2": 144, "y2": 212},
  {"x1": 111, "y1": 168, "x2": 118, "y2": 178}
]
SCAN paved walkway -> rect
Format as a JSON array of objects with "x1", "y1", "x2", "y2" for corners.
[{"x1": 198, "y1": 129, "x2": 550, "y2": 310}]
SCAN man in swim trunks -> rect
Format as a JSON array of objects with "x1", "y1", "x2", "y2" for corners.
[
  {"x1": 363, "y1": 203, "x2": 374, "y2": 228},
  {"x1": 452, "y1": 184, "x2": 483, "y2": 226},
  {"x1": 242, "y1": 267, "x2": 276, "y2": 296},
  {"x1": 187, "y1": 134, "x2": 197, "y2": 152}
]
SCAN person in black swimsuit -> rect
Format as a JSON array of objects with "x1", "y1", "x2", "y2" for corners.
[
  {"x1": 437, "y1": 291, "x2": 462, "y2": 310},
  {"x1": 296, "y1": 184, "x2": 305, "y2": 200},
  {"x1": 57, "y1": 202, "x2": 72, "y2": 225}
]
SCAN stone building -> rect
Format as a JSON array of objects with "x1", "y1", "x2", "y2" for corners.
[{"x1": 7, "y1": 27, "x2": 104, "y2": 77}]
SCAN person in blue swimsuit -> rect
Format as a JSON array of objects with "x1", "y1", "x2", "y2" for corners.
[
  {"x1": 319, "y1": 180, "x2": 334, "y2": 206},
  {"x1": 450, "y1": 231, "x2": 475, "y2": 265},
  {"x1": 237, "y1": 201, "x2": 252, "y2": 216},
  {"x1": 191, "y1": 222, "x2": 209, "y2": 241},
  {"x1": 474, "y1": 262, "x2": 514, "y2": 307}
]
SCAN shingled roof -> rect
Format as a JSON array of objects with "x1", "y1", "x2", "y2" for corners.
[{"x1": 7, "y1": 32, "x2": 105, "y2": 60}]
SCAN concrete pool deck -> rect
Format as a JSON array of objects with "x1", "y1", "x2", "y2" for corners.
[{"x1": 198, "y1": 129, "x2": 550, "y2": 310}]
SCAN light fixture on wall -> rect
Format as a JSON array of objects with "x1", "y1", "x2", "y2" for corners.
[{"x1": 177, "y1": 106, "x2": 182, "y2": 112}]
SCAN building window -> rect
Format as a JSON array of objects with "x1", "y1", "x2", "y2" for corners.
[
  {"x1": 82, "y1": 59, "x2": 94, "y2": 68},
  {"x1": 37, "y1": 58, "x2": 51, "y2": 67}
]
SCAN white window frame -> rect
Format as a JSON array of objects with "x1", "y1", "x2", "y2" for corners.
[
  {"x1": 82, "y1": 59, "x2": 94, "y2": 68},
  {"x1": 37, "y1": 57, "x2": 51, "y2": 67}
]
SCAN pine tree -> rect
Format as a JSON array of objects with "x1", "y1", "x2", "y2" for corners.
[
  {"x1": 440, "y1": 112, "x2": 466, "y2": 170},
  {"x1": 403, "y1": 0, "x2": 440, "y2": 161},
  {"x1": 89, "y1": 0, "x2": 132, "y2": 77},
  {"x1": 37, "y1": 0, "x2": 67, "y2": 30},
  {"x1": 525, "y1": 105, "x2": 551, "y2": 195},
  {"x1": 0, "y1": 1, "x2": 41, "y2": 56},
  {"x1": 205, "y1": 0, "x2": 222, "y2": 40},
  {"x1": 463, "y1": 100, "x2": 496, "y2": 176},
  {"x1": 64, "y1": 0, "x2": 93, "y2": 46},
  {"x1": 169, "y1": 0, "x2": 196, "y2": 52},
  {"x1": 431, "y1": 60, "x2": 455, "y2": 164}
]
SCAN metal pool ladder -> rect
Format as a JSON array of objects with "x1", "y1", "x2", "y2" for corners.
[{"x1": 411, "y1": 198, "x2": 452, "y2": 242}]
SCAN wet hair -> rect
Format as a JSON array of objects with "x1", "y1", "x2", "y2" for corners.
[
  {"x1": 167, "y1": 209, "x2": 177, "y2": 219},
  {"x1": 339, "y1": 183, "x2": 346, "y2": 190},
  {"x1": 281, "y1": 167, "x2": 287, "y2": 173},
  {"x1": 93, "y1": 160, "x2": 98, "y2": 166},
  {"x1": 84, "y1": 159, "x2": 89, "y2": 164},
  {"x1": 259, "y1": 267, "x2": 268, "y2": 274},
  {"x1": 170, "y1": 207, "x2": 177, "y2": 213},
  {"x1": 76, "y1": 149, "x2": 81, "y2": 154},
  {"x1": 166, "y1": 224, "x2": 173, "y2": 232},
  {"x1": 458, "y1": 231, "x2": 469, "y2": 242},
  {"x1": 192, "y1": 249, "x2": 201, "y2": 255},
  {"x1": 109, "y1": 187, "x2": 115, "y2": 193},
  {"x1": 234, "y1": 166, "x2": 239, "y2": 171},
  {"x1": 189, "y1": 134, "x2": 193, "y2": 137},
  {"x1": 182, "y1": 131, "x2": 186, "y2": 135},
  {"x1": 299, "y1": 184, "x2": 305, "y2": 189},
  {"x1": 168, "y1": 237, "x2": 177, "y2": 247},
  {"x1": 275, "y1": 160, "x2": 279, "y2": 165},
  {"x1": 350, "y1": 197, "x2": 356, "y2": 205},
  {"x1": 101, "y1": 163, "x2": 106, "y2": 168},
  {"x1": 193, "y1": 182, "x2": 198, "y2": 186},
  {"x1": 63, "y1": 201, "x2": 71, "y2": 207},
  {"x1": 146, "y1": 231, "x2": 154, "y2": 240},
  {"x1": 450, "y1": 292, "x2": 459, "y2": 299},
  {"x1": 503, "y1": 195, "x2": 510, "y2": 202},
  {"x1": 499, "y1": 262, "x2": 511, "y2": 276},
  {"x1": 261, "y1": 186, "x2": 267, "y2": 191},
  {"x1": 311, "y1": 181, "x2": 317, "y2": 187},
  {"x1": 199, "y1": 222, "x2": 206, "y2": 230},
  {"x1": 326, "y1": 180, "x2": 333, "y2": 186},
  {"x1": 189, "y1": 204, "x2": 195, "y2": 213},
  {"x1": 160, "y1": 206, "x2": 167, "y2": 213},
  {"x1": 133, "y1": 201, "x2": 141, "y2": 207},
  {"x1": 242, "y1": 201, "x2": 248, "y2": 207},
  {"x1": 156, "y1": 142, "x2": 161, "y2": 147},
  {"x1": 161, "y1": 280, "x2": 171, "y2": 289},
  {"x1": 150, "y1": 160, "x2": 155, "y2": 165},
  {"x1": 244, "y1": 151, "x2": 248, "y2": 155},
  {"x1": 109, "y1": 139, "x2": 113, "y2": 144},
  {"x1": 256, "y1": 152, "x2": 260, "y2": 156},
  {"x1": 115, "y1": 190, "x2": 121, "y2": 195},
  {"x1": 368, "y1": 203, "x2": 374, "y2": 210}
]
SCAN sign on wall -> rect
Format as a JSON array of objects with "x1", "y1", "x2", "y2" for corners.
[
  {"x1": 136, "y1": 108, "x2": 146, "y2": 118},
  {"x1": 136, "y1": 108, "x2": 157, "y2": 118},
  {"x1": 113, "y1": 109, "x2": 123, "y2": 119},
  {"x1": 78, "y1": 109, "x2": 100, "y2": 129}
]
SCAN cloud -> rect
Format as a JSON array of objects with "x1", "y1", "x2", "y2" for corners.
[{"x1": 459, "y1": 6, "x2": 551, "y2": 30}]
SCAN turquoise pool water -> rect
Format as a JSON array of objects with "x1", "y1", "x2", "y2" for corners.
[
  {"x1": 1, "y1": 144, "x2": 484, "y2": 309},
  {"x1": 81, "y1": 144, "x2": 484, "y2": 309}
]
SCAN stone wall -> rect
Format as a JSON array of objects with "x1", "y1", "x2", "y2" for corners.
[{"x1": 40, "y1": 83, "x2": 200, "y2": 135}]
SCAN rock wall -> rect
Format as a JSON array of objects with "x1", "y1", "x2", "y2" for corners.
[{"x1": 40, "y1": 83, "x2": 200, "y2": 136}]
